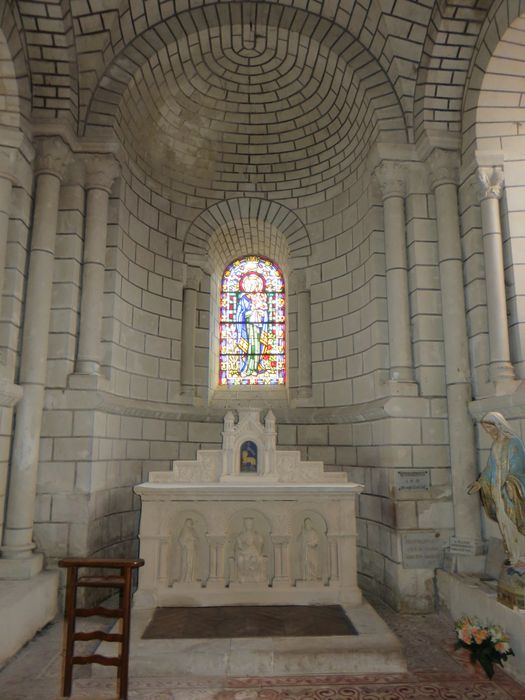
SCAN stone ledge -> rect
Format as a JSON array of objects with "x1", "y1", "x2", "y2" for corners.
[
  {"x1": 470, "y1": 385, "x2": 525, "y2": 420},
  {"x1": 0, "y1": 571, "x2": 59, "y2": 668},
  {"x1": 44, "y1": 388, "x2": 433, "y2": 425}
]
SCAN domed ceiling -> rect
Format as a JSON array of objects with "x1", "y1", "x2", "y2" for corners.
[
  {"x1": 109, "y1": 4, "x2": 407, "y2": 205},
  {"x1": 12, "y1": 0, "x2": 494, "y2": 204}
]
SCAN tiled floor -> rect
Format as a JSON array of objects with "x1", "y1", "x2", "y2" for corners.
[{"x1": 1, "y1": 599, "x2": 524, "y2": 700}]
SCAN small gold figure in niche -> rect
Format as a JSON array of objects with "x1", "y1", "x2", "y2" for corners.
[{"x1": 240, "y1": 440, "x2": 257, "y2": 474}]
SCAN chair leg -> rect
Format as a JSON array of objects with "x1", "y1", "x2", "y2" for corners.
[
  {"x1": 118, "y1": 567, "x2": 132, "y2": 700},
  {"x1": 62, "y1": 567, "x2": 78, "y2": 697}
]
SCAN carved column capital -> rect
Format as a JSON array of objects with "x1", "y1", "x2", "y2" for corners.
[
  {"x1": 477, "y1": 166, "x2": 504, "y2": 201},
  {"x1": 427, "y1": 148, "x2": 459, "y2": 189},
  {"x1": 34, "y1": 137, "x2": 71, "y2": 179},
  {"x1": 375, "y1": 161, "x2": 406, "y2": 199},
  {"x1": 84, "y1": 155, "x2": 120, "y2": 193}
]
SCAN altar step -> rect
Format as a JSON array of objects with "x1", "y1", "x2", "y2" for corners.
[{"x1": 95, "y1": 601, "x2": 406, "y2": 678}]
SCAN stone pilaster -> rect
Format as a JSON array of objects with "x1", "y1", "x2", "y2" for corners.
[
  {"x1": 427, "y1": 149, "x2": 482, "y2": 565},
  {"x1": 0, "y1": 148, "x2": 19, "y2": 310},
  {"x1": 0, "y1": 137, "x2": 70, "y2": 577},
  {"x1": 477, "y1": 166, "x2": 515, "y2": 384},
  {"x1": 180, "y1": 268, "x2": 202, "y2": 396},
  {"x1": 291, "y1": 270, "x2": 312, "y2": 398},
  {"x1": 375, "y1": 161, "x2": 414, "y2": 384},
  {"x1": 76, "y1": 155, "x2": 120, "y2": 375}
]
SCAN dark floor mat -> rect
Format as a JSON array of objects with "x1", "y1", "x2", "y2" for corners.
[{"x1": 142, "y1": 604, "x2": 358, "y2": 639}]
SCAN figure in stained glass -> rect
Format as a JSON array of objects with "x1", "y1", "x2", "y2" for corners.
[
  {"x1": 236, "y1": 273, "x2": 268, "y2": 375},
  {"x1": 219, "y1": 256, "x2": 285, "y2": 385}
]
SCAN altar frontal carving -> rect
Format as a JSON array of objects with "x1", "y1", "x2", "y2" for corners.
[{"x1": 135, "y1": 410, "x2": 363, "y2": 608}]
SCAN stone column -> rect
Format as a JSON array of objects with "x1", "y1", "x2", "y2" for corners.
[
  {"x1": 0, "y1": 148, "x2": 18, "y2": 305},
  {"x1": 477, "y1": 166, "x2": 515, "y2": 384},
  {"x1": 180, "y1": 269, "x2": 200, "y2": 396},
  {"x1": 376, "y1": 162, "x2": 414, "y2": 383},
  {"x1": 428, "y1": 149, "x2": 482, "y2": 562},
  {"x1": 76, "y1": 156, "x2": 119, "y2": 375},
  {"x1": 0, "y1": 137, "x2": 70, "y2": 577}
]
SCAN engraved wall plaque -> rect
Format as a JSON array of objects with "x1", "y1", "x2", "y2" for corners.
[
  {"x1": 401, "y1": 531, "x2": 445, "y2": 569},
  {"x1": 449, "y1": 536, "x2": 482, "y2": 556},
  {"x1": 395, "y1": 469, "x2": 430, "y2": 492}
]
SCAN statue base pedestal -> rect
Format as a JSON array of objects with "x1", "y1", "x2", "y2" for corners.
[
  {"x1": 497, "y1": 564, "x2": 525, "y2": 610},
  {"x1": 436, "y1": 569, "x2": 525, "y2": 685}
]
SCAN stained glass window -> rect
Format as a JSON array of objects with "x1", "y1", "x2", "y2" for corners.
[{"x1": 219, "y1": 256, "x2": 285, "y2": 385}]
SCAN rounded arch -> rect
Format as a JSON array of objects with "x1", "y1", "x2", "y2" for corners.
[
  {"x1": 12, "y1": 0, "x2": 78, "y2": 130},
  {"x1": 183, "y1": 197, "x2": 311, "y2": 277},
  {"x1": 462, "y1": 0, "x2": 525, "y2": 159},
  {"x1": 0, "y1": 1, "x2": 32, "y2": 135},
  {"x1": 81, "y1": 0, "x2": 409, "y2": 136},
  {"x1": 85, "y1": 2, "x2": 407, "y2": 206},
  {"x1": 413, "y1": 0, "x2": 489, "y2": 146}
]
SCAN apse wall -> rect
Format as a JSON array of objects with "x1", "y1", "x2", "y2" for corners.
[{"x1": 29, "y1": 127, "x2": 456, "y2": 612}]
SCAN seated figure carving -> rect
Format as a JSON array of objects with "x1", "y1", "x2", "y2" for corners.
[{"x1": 234, "y1": 517, "x2": 266, "y2": 583}]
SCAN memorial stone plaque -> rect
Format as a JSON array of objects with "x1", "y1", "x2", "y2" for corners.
[
  {"x1": 449, "y1": 536, "x2": 482, "y2": 556},
  {"x1": 402, "y1": 531, "x2": 445, "y2": 569},
  {"x1": 395, "y1": 469, "x2": 430, "y2": 492}
]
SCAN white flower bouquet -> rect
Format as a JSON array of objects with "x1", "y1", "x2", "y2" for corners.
[{"x1": 455, "y1": 616, "x2": 514, "y2": 678}]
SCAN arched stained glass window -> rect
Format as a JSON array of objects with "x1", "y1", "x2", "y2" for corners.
[{"x1": 219, "y1": 256, "x2": 285, "y2": 385}]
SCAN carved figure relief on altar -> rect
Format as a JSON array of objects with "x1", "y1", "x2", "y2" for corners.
[
  {"x1": 168, "y1": 512, "x2": 209, "y2": 586},
  {"x1": 301, "y1": 518, "x2": 321, "y2": 581},
  {"x1": 226, "y1": 511, "x2": 273, "y2": 585},
  {"x1": 235, "y1": 517, "x2": 265, "y2": 582},
  {"x1": 291, "y1": 512, "x2": 330, "y2": 585}
]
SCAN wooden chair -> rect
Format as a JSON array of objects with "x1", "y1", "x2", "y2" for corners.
[{"x1": 58, "y1": 557, "x2": 144, "y2": 700}]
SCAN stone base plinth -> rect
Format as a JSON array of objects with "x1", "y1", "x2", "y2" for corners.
[
  {"x1": 96, "y1": 601, "x2": 405, "y2": 677},
  {"x1": 436, "y1": 569, "x2": 525, "y2": 685},
  {"x1": 0, "y1": 571, "x2": 58, "y2": 666},
  {"x1": 497, "y1": 564, "x2": 525, "y2": 610},
  {"x1": 0, "y1": 553, "x2": 43, "y2": 579}
]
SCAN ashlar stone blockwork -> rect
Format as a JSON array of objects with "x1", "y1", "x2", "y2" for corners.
[{"x1": 0, "y1": 2, "x2": 524, "y2": 641}]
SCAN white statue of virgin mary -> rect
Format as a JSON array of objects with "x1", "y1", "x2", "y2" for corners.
[{"x1": 468, "y1": 412, "x2": 525, "y2": 567}]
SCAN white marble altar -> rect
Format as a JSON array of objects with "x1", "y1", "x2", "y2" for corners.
[{"x1": 134, "y1": 410, "x2": 364, "y2": 607}]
